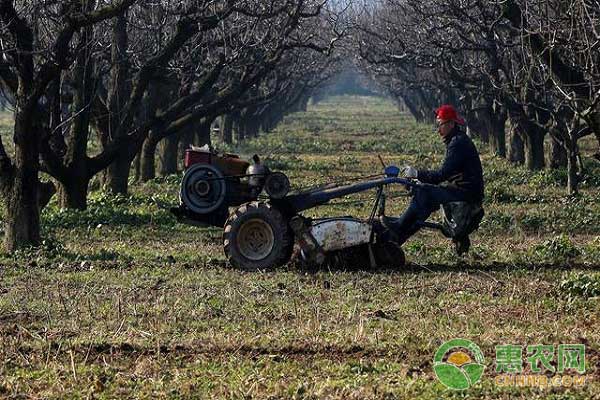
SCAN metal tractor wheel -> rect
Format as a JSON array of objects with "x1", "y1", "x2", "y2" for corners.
[
  {"x1": 223, "y1": 202, "x2": 294, "y2": 270},
  {"x1": 180, "y1": 164, "x2": 226, "y2": 214}
]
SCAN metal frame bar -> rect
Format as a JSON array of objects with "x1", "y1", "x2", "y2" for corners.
[{"x1": 284, "y1": 177, "x2": 417, "y2": 213}]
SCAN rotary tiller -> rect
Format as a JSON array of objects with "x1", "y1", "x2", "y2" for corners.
[{"x1": 172, "y1": 148, "x2": 483, "y2": 270}]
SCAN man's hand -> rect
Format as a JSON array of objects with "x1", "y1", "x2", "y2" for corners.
[{"x1": 404, "y1": 166, "x2": 418, "y2": 179}]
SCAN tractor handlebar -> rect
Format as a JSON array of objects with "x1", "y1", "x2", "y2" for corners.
[{"x1": 283, "y1": 169, "x2": 419, "y2": 214}]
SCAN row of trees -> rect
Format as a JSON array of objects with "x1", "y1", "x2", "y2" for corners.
[
  {"x1": 0, "y1": 0, "x2": 344, "y2": 251},
  {"x1": 352, "y1": 0, "x2": 600, "y2": 194},
  {"x1": 6, "y1": 0, "x2": 597, "y2": 251}
]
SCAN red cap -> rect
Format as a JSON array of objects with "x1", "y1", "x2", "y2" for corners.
[{"x1": 436, "y1": 104, "x2": 465, "y2": 125}]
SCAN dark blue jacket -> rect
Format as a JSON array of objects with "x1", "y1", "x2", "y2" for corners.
[{"x1": 417, "y1": 127, "x2": 484, "y2": 202}]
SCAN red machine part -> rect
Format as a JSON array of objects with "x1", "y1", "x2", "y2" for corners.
[
  {"x1": 184, "y1": 149, "x2": 249, "y2": 176},
  {"x1": 184, "y1": 149, "x2": 212, "y2": 168}
]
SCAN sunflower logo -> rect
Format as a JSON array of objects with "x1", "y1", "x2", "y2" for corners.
[{"x1": 433, "y1": 339, "x2": 485, "y2": 390}]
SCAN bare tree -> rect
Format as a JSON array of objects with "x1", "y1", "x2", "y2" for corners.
[
  {"x1": 351, "y1": 0, "x2": 600, "y2": 194},
  {"x1": 0, "y1": 0, "x2": 137, "y2": 250},
  {"x1": 502, "y1": 0, "x2": 600, "y2": 194}
]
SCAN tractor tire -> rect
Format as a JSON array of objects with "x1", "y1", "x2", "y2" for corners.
[{"x1": 223, "y1": 201, "x2": 294, "y2": 270}]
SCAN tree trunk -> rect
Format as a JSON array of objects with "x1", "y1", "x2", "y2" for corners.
[
  {"x1": 548, "y1": 135, "x2": 567, "y2": 169},
  {"x1": 567, "y1": 147, "x2": 578, "y2": 195},
  {"x1": 523, "y1": 129, "x2": 545, "y2": 170},
  {"x1": 298, "y1": 95, "x2": 309, "y2": 112},
  {"x1": 234, "y1": 116, "x2": 244, "y2": 143},
  {"x1": 178, "y1": 128, "x2": 194, "y2": 166},
  {"x1": 39, "y1": 181, "x2": 56, "y2": 210},
  {"x1": 472, "y1": 108, "x2": 490, "y2": 144},
  {"x1": 401, "y1": 94, "x2": 425, "y2": 123},
  {"x1": 59, "y1": 18, "x2": 94, "y2": 208},
  {"x1": 506, "y1": 105, "x2": 544, "y2": 170},
  {"x1": 260, "y1": 111, "x2": 273, "y2": 133},
  {"x1": 245, "y1": 116, "x2": 259, "y2": 138},
  {"x1": 132, "y1": 152, "x2": 140, "y2": 182},
  {"x1": 178, "y1": 128, "x2": 193, "y2": 171},
  {"x1": 489, "y1": 124, "x2": 506, "y2": 157},
  {"x1": 140, "y1": 136, "x2": 159, "y2": 182},
  {"x1": 586, "y1": 111, "x2": 600, "y2": 160},
  {"x1": 4, "y1": 123, "x2": 41, "y2": 250},
  {"x1": 490, "y1": 108, "x2": 507, "y2": 158},
  {"x1": 59, "y1": 178, "x2": 89, "y2": 210},
  {"x1": 104, "y1": 152, "x2": 132, "y2": 194},
  {"x1": 413, "y1": 89, "x2": 436, "y2": 124},
  {"x1": 158, "y1": 134, "x2": 179, "y2": 176},
  {"x1": 565, "y1": 135, "x2": 579, "y2": 196},
  {"x1": 221, "y1": 114, "x2": 233, "y2": 144},
  {"x1": 102, "y1": 14, "x2": 132, "y2": 195},
  {"x1": 4, "y1": 184, "x2": 40, "y2": 250},
  {"x1": 508, "y1": 125, "x2": 525, "y2": 164},
  {"x1": 195, "y1": 118, "x2": 213, "y2": 147}
]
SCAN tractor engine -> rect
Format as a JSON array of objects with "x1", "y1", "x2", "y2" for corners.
[{"x1": 171, "y1": 147, "x2": 290, "y2": 228}]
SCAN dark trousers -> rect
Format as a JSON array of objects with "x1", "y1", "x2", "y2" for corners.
[{"x1": 389, "y1": 184, "x2": 470, "y2": 244}]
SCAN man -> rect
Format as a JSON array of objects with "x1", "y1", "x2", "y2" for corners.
[{"x1": 381, "y1": 104, "x2": 484, "y2": 254}]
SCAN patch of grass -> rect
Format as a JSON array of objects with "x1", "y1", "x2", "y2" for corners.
[{"x1": 42, "y1": 191, "x2": 176, "y2": 230}]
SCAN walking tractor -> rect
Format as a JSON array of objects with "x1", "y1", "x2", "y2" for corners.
[{"x1": 171, "y1": 147, "x2": 484, "y2": 270}]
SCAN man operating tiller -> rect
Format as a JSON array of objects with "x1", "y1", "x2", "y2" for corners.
[{"x1": 379, "y1": 104, "x2": 484, "y2": 255}]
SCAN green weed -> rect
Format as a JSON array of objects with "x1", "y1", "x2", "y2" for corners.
[
  {"x1": 560, "y1": 272, "x2": 600, "y2": 298},
  {"x1": 533, "y1": 234, "x2": 581, "y2": 261}
]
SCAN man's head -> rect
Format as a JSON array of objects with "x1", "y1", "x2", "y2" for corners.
[{"x1": 435, "y1": 105, "x2": 464, "y2": 138}]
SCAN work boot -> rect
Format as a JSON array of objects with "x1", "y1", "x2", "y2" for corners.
[
  {"x1": 453, "y1": 236, "x2": 471, "y2": 256},
  {"x1": 378, "y1": 215, "x2": 421, "y2": 246},
  {"x1": 376, "y1": 216, "x2": 401, "y2": 243},
  {"x1": 372, "y1": 216, "x2": 397, "y2": 243}
]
